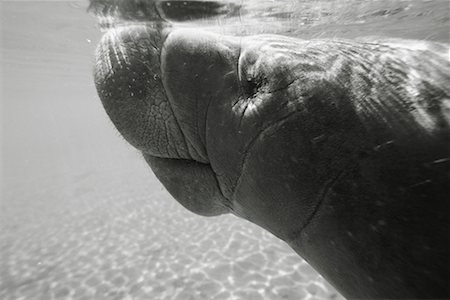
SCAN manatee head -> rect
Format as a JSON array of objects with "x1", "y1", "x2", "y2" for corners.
[{"x1": 93, "y1": 17, "x2": 450, "y2": 299}]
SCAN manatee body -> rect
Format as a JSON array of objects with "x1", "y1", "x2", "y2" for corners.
[{"x1": 94, "y1": 25, "x2": 450, "y2": 299}]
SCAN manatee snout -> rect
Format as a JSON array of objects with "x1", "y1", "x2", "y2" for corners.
[
  {"x1": 95, "y1": 25, "x2": 241, "y2": 216},
  {"x1": 95, "y1": 25, "x2": 191, "y2": 160},
  {"x1": 94, "y1": 25, "x2": 450, "y2": 299}
]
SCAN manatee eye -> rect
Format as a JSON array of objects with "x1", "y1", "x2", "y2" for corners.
[
  {"x1": 244, "y1": 77, "x2": 258, "y2": 96},
  {"x1": 242, "y1": 76, "x2": 266, "y2": 98},
  {"x1": 238, "y1": 49, "x2": 265, "y2": 98}
]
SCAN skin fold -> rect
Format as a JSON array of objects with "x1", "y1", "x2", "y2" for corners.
[{"x1": 94, "y1": 24, "x2": 449, "y2": 298}]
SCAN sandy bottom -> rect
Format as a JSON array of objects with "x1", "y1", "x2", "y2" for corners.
[{"x1": 1, "y1": 153, "x2": 343, "y2": 300}]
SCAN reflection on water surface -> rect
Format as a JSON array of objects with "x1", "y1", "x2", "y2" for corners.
[{"x1": 1, "y1": 1, "x2": 448, "y2": 299}]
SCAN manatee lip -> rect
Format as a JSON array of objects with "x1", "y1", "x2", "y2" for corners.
[
  {"x1": 152, "y1": 29, "x2": 246, "y2": 213},
  {"x1": 143, "y1": 154, "x2": 233, "y2": 217}
]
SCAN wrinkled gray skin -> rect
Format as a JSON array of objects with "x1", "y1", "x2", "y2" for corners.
[{"x1": 94, "y1": 24, "x2": 450, "y2": 299}]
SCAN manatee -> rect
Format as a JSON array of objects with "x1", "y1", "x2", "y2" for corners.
[{"x1": 93, "y1": 22, "x2": 450, "y2": 299}]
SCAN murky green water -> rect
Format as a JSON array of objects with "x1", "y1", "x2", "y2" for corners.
[{"x1": 1, "y1": 1, "x2": 448, "y2": 299}]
